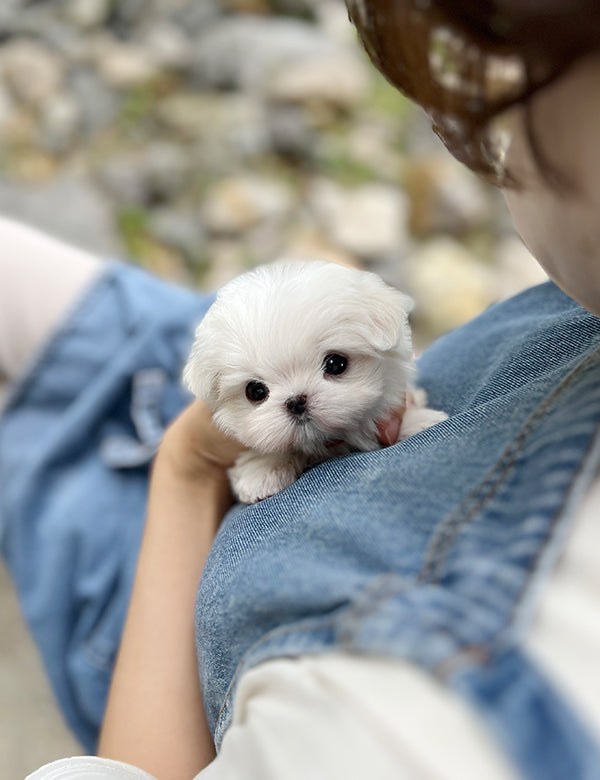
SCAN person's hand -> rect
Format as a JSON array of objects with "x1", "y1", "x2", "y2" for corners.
[{"x1": 158, "y1": 399, "x2": 245, "y2": 484}]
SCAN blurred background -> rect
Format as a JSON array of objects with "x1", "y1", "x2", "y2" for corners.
[{"x1": 0, "y1": 0, "x2": 547, "y2": 776}]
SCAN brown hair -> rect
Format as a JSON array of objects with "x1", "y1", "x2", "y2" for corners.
[{"x1": 347, "y1": 0, "x2": 600, "y2": 184}]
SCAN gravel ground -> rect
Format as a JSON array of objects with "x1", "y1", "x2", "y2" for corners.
[{"x1": 1, "y1": 564, "x2": 81, "y2": 778}]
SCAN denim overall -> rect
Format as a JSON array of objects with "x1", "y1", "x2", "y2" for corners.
[{"x1": 1, "y1": 263, "x2": 600, "y2": 780}]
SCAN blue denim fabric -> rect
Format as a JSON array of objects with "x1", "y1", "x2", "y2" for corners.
[
  {"x1": 0, "y1": 262, "x2": 213, "y2": 751},
  {"x1": 2, "y1": 265, "x2": 600, "y2": 779},
  {"x1": 196, "y1": 282, "x2": 600, "y2": 779}
]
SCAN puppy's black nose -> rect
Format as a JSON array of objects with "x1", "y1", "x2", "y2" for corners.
[{"x1": 286, "y1": 394, "x2": 308, "y2": 416}]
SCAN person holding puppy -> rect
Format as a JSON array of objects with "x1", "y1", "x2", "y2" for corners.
[{"x1": 5, "y1": 1, "x2": 600, "y2": 778}]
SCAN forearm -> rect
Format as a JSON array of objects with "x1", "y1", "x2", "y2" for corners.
[{"x1": 98, "y1": 404, "x2": 239, "y2": 780}]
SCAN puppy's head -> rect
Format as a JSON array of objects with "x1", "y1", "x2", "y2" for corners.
[{"x1": 184, "y1": 261, "x2": 414, "y2": 455}]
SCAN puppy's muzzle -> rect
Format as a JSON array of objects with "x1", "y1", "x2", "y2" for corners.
[{"x1": 286, "y1": 394, "x2": 308, "y2": 417}]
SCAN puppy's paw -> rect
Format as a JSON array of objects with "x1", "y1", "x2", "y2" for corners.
[
  {"x1": 399, "y1": 406, "x2": 448, "y2": 439},
  {"x1": 229, "y1": 451, "x2": 299, "y2": 504}
]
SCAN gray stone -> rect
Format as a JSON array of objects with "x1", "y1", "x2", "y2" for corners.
[
  {"x1": 405, "y1": 153, "x2": 492, "y2": 237},
  {"x1": 38, "y1": 93, "x2": 81, "y2": 154},
  {"x1": 0, "y1": 3, "x2": 77, "y2": 49},
  {"x1": 406, "y1": 238, "x2": 496, "y2": 336},
  {"x1": 190, "y1": 15, "x2": 341, "y2": 91},
  {"x1": 0, "y1": 40, "x2": 64, "y2": 107},
  {"x1": 149, "y1": 207, "x2": 205, "y2": 257},
  {"x1": 314, "y1": 0, "x2": 358, "y2": 44},
  {"x1": 67, "y1": 67, "x2": 119, "y2": 133},
  {"x1": 0, "y1": 0, "x2": 23, "y2": 28},
  {"x1": 166, "y1": 0, "x2": 221, "y2": 36},
  {"x1": 0, "y1": 174, "x2": 122, "y2": 257},
  {"x1": 266, "y1": 49, "x2": 369, "y2": 109},
  {"x1": 157, "y1": 93, "x2": 215, "y2": 139},
  {"x1": 96, "y1": 143, "x2": 188, "y2": 205},
  {"x1": 269, "y1": 0, "x2": 318, "y2": 15},
  {"x1": 267, "y1": 104, "x2": 316, "y2": 159},
  {"x1": 63, "y1": 0, "x2": 112, "y2": 29},
  {"x1": 159, "y1": 93, "x2": 270, "y2": 168},
  {"x1": 90, "y1": 37, "x2": 159, "y2": 89},
  {"x1": 203, "y1": 175, "x2": 294, "y2": 236},
  {"x1": 142, "y1": 142, "x2": 189, "y2": 201},
  {"x1": 200, "y1": 239, "x2": 252, "y2": 291},
  {"x1": 108, "y1": 0, "x2": 146, "y2": 29},
  {"x1": 97, "y1": 154, "x2": 149, "y2": 204},
  {"x1": 138, "y1": 21, "x2": 192, "y2": 71},
  {"x1": 0, "y1": 81, "x2": 16, "y2": 141},
  {"x1": 101, "y1": 49, "x2": 158, "y2": 90},
  {"x1": 308, "y1": 178, "x2": 409, "y2": 260}
]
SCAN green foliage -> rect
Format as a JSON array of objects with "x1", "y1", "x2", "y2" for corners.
[
  {"x1": 319, "y1": 146, "x2": 376, "y2": 186},
  {"x1": 117, "y1": 206, "x2": 149, "y2": 260},
  {"x1": 367, "y1": 73, "x2": 414, "y2": 121}
]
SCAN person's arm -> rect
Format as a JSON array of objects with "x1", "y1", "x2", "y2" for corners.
[{"x1": 98, "y1": 401, "x2": 243, "y2": 780}]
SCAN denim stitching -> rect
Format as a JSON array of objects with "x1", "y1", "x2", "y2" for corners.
[
  {"x1": 418, "y1": 347, "x2": 600, "y2": 585},
  {"x1": 505, "y1": 418, "x2": 600, "y2": 635}
]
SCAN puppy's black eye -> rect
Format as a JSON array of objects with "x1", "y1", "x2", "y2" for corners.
[
  {"x1": 246, "y1": 381, "x2": 269, "y2": 403},
  {"x1": 323, "y1": 354, "x2": 348, "y2": 376}
]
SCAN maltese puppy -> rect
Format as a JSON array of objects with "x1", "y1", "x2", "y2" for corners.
[{"x1": 184, "y1": 260, "x2": 446, "y2": 503}]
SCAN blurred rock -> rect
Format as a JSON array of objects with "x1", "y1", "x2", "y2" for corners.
[
  {"x1": 139, "y1": 21, "x2": 192, "y2": 71},
  {"x1": 0, "y1": 82, "x2": 16, "y2": 140},
  {"x1": 157, "y1": 93, "x2": 215, "y2": 139},
  {"x1": 0, "y1": 174, "x2": 122, "y2": 256},
  {"x1": 166, "y1": 0, "x2": 221, "y2": 36},
  {"x1": 314, "y1": 0, "x2": 358, "y2": 44},
  {"x1": 63, "y1": 0, "x2": 112, "y2": 29},
  {"x1": 221, "y1": 0, "x2": 270, "y2": 12},
  {"x1": 67, "y1": 66, "x2": 119, "y2": 133},
  {"x1": 203, "y1": 175, "x2": 293, "y2": 236},
  {"x1": 309, "y1": 178, "x2": 408, "y2": 260},
  {"x1": 407, "y1": 237, "x2": 496, "y2": 336},
  {"x1": 191, "y1": 15, "x2": 341, "y2": 91},
  {"x1": 405, "y1": 154, "x2": 492, "y2": 237},
  {"x1": 0, "y1": 40, "x2": 65, "y2": 108},
  {"x1": 97, "y1": 154, "x2": 148, "y2": 204},
  {"x1": 0, "y1": 0, "x2": 22, "y2": 28},
  {"x1": 268, "y1": 0, "x2": 318, "y2": 15},
  {"x1": 283, "y1": 225, "x2": 357, "y2": 267},
  {"x1": 38, "y1": 93, "x2": 81, "y2": 154},
  {"x1": 266, "y1": 49, "x2": 369, "y2": 109},
  {"x1": 91, "y1": 38, "x2": 159, "y2": 88},
  {"x1": 200, "y1": 239, "x2": 253, "y2": 290},
  {"x1": 267, "y1": 104, "x2": 316, "y2": 159},
  {"x1": 344, "y1": 121, "x2": 404, "y2": 180},
  {"x1": 108, "y1": 0, "x2": 146, "y2": 30},
  {"x1": 97, "y1": 142, "x2": 188, "y2": 204},
  {"x1": 141, "y1": 142, "x2": 188, "y2": 202},
  {"x1": 149, "y1": 207, "x2": 205, "y2": 259},
  {"x1": 158, "y1": 93, "x2": 270, "y2": 176}
]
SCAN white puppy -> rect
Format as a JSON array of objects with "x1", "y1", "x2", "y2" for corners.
[{"x1": 184, "y1": 260, "x2": 446, "y2": 503}]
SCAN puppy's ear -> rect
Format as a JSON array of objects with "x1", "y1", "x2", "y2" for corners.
[
  {"x1": 360, "y1": 275, "x2": 414, "y2": 352},
  {"x1": 183, "y1": 319, "x2": 221, "y2": 407}
]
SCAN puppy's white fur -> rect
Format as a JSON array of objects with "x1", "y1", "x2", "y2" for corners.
[{"x1": 184, "y1": 260, "x2": 446, "y2": 503}]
